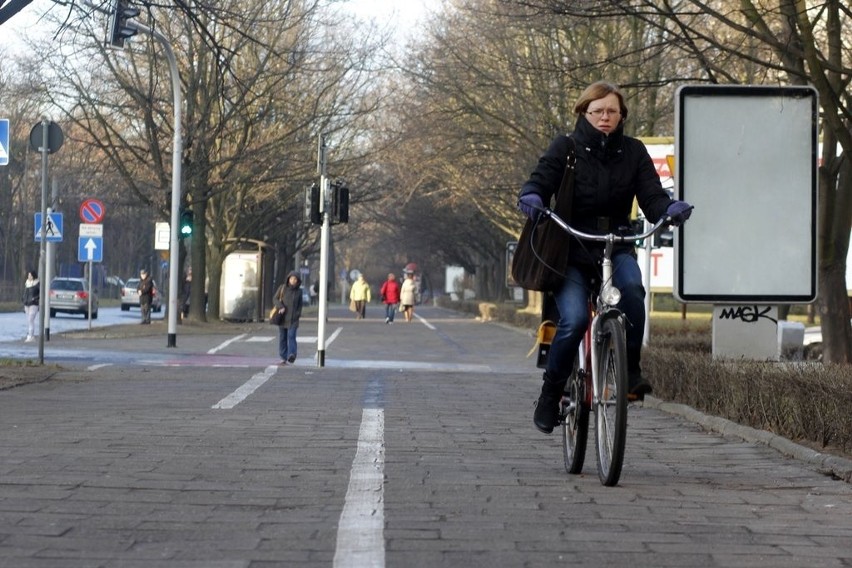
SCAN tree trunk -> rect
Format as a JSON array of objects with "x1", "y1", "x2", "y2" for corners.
[
  {"x1": 189, "y1": 199, "x2": 208, "y2": 322},
  {"x1": 818, "y1": 264, "x2": 852, "y2": 364}
]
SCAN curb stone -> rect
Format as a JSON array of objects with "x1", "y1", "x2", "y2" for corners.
[{"x1": 645, "y1": 396, "x2": 852, "y2": 483}]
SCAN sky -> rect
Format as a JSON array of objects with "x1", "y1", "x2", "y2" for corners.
[
  {"x1": 7, "y1": 0, "x2": 439, "y2": 51},
  {"x1": 344, "y1": 0, "x2": 438, "y2": 46},
  {"x1": 346, "y1": 0, "x2": 435, "y2": 25}
]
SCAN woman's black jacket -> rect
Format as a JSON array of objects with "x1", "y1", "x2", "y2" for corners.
[{"x1": 519, "y1": 116, "x2": 673, "y2": 266}]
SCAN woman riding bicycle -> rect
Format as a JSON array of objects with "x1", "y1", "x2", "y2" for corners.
[{"x1": 518, "y1": 81, "x2": 692, "y2": 434}]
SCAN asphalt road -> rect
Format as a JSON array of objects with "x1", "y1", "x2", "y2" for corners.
[{"x1": 0, "y1": 305, "x2": 851, "y2": 567}]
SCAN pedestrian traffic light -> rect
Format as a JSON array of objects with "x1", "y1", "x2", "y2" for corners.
[
  {"x1": 179, "y1": 208, "x2": 193, "y2": 238},
  {"x1": 108, "y1": 0, "x2": 140, "y2": 48}
]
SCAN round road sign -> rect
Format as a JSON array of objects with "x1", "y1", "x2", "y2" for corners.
[
  {"x1": 80, "y1": 198, "x2": 106, "y2": 224},
  {"x1": 29, "y1": 121, "x2": 64, "y2": 154}
]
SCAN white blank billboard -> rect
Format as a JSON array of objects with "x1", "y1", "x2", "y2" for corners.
[{"x1": 674, "y1": 85, "x2": 818, "y2": 303}]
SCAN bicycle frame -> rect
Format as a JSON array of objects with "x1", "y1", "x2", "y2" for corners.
[{"x1": 549, "y1": 208, "x2": 671, "y2": 486}]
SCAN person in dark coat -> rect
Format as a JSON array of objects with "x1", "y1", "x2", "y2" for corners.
[
  {"x1": 137, "y1": 269, "x2": 154, "y2": 324},
  {"x1": 518, "y1": 81, "x2": 693, "y2": 434},
  {"x1": 273, "y1": 271, "x2": 303, "y2": 365}
]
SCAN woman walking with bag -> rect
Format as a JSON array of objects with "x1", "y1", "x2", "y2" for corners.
[
  {"x1": 399, "y1": 272, "x2": 417, "y2": 323},
  {"x1": 274, "y1": 271, "x2": 303, "y2": 365},
  {"x1": 349, "y1": 274, "x2": 371, "y2": 319},
  {"x1": 518, "y1": 81, "x2": 692, "y2": 434}
]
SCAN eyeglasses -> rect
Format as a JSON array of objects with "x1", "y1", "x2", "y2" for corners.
[{"x1": 586, "y1": 108, "x2": 621, "y2": 118}]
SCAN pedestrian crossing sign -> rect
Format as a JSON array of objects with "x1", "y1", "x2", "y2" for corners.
[
  {"x1": 0, "y1": 119, "x2": 9, "y2": 166},
  {"x1": 34, "y1": 212, "x2": 63, "y2": 242}
]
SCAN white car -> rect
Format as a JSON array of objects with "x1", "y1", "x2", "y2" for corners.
[
  {"x1": 49, "y1": 277, "x2": 99, "y2": 319},
  {"x1": 121, "y1": 278, "x2": 163, "y2": 312}
]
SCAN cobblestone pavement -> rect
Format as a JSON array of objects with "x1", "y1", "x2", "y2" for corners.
[{"x1": 0, "y1": 306, "x2": 850, "y2": 567}]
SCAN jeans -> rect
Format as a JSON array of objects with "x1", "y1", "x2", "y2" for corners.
[
  {"x1": 278, "y1": 324, "x2": 298, "y2": 360},
  {"x1": 545, "y1": 252, "x2": 646, "y2": 386},
  {"x1": 385, "y1": 303, "x2": 397, "y2": 322},
  {"x1": 25, "y1": 305, "x2": 38, "y2": 337}
]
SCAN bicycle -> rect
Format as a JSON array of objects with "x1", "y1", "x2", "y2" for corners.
[{"x1": 542, "y1": 208, "x2": 674, "y2": 487}]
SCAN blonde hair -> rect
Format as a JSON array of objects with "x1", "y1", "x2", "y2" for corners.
[{"x1": 573, "y1": 81, "x2": 628, "y2": 120}]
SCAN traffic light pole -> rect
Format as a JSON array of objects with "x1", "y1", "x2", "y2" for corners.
[
  {"x1": 87, "y1": 1, "x2": 182, "y2": 346},
  {"x1": 131, "y1": 21, "x2": 182, "y2": 347},
  {"x1": 316, "y1": 134, "x2": 329, "y2": 367}
]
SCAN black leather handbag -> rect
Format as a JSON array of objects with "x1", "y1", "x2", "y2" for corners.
[{"x1": 511, "y1": 138, "x2": 576, "y2": 292}]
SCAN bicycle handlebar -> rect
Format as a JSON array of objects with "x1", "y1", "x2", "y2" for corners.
[{"x1": 541, "y1": 208, "x2": 673, "y2": 244}]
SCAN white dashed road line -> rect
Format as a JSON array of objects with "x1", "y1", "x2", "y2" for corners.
[
  {"x1": 334, "y1": 407, "x2": 385, "y2": 567},
  {"x1": 207, "y1": 333, "x2": 248, "y2": 354},
  {"x1": 211, "y1": 365, "x2": 277, "y2": 409}
]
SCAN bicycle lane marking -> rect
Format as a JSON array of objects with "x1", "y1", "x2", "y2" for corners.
[
  {"x1": 208, "y1": 333, "x2": 248, "y2": 354},
  {"x1": 209, "y1": 327, "x2": 342, "y2": 352},
  {"x1": 210, "y1": 365, "x2": 278, "y2": 409},
  {"x1": 208, "y1": 326, "x2": 343, "y2": 409},
  {"x1": 413, "y1": 312, "x2": 436, "y2": 330},
  {"x1": 334, "y1": 376, "x2": 385, "y2": 567}
]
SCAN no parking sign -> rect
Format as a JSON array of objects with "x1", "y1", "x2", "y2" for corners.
[{"x1": 79, "y1": 198, "x2": 105, "y2": 224}]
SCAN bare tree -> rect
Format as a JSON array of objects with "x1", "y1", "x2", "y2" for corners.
[
  {"x1": 365, "y1": 0, "x2": 671, "y2": 298},
  {"x1": 20, "y1": 0, "x2": 384, "y2": 320},
  {"x1": 514, "y1": 0, "x2": 852, "y2": 362}
]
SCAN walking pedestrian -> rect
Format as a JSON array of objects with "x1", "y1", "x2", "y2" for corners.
[
  {"x1": 349, "y1": 274, "x2": 371, "y2": 319},
  {"x1": 182, "y1": 267, "x2": 192, "y2": 319},
  {"x1": 380, "y1": 273, "x2": 401, "y2": 324},
  {"x1": 400, "y1": 272, "x2": 416, "y2": 323},
  {"x1": 273, "y1": 271, "x2": 303, "y2": 365},
  {"x1": 137, "y1": 269, "x2": 154, "y2": 324},
  {"x1": 22, "y1": 269, "x2": 39, "y2": 342}
]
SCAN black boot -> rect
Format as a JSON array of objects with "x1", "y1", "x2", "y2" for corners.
[
  {"x1": 533, "y1": 372, "x2": 564, "y2": 434},
  {"x1": 627, "y1": 347, "x2": 652, "y2": 400}
]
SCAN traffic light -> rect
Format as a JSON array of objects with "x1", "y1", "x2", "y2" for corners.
[
  {"x1": 331, "y1": 181, "x2": 349, "y2": 224},
  {"x1": 306, "y1": 184, "x2": 321, "y2": 225},
  {"x1": 108, "y1": 0, "x2": 140, "y2": 48},
  {"x1": 630, "y1": 218, "x2": 646, "y2": 247},
  {"x1": 305, "y1": 181, "x2": 348, "y2": 225},
  {"x1": 179, "y1": 208, "x2": 193, "y2": 238}
]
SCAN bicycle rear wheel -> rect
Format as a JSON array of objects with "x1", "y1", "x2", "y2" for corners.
[
  {"x1": 594, "y1": 317, "x2": 628, "y2": 486},
  {"x1": 561, "y1": 365, "x2": 589, "y2": 474}
]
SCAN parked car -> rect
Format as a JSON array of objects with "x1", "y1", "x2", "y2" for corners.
[
  {"x1": 49, "y1": 277, "x2": 99, "y2": 319},
  {"x1": 121, "y1": 278, "x2": 163, "y2": 312}
]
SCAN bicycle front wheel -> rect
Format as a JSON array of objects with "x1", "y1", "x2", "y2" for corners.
[
  {"x1": 594, "y1": 316, "x2": 628, "y2": 487},
  {"x1": 561, "y1": 366, "x2": 589, "y2": 474}
]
